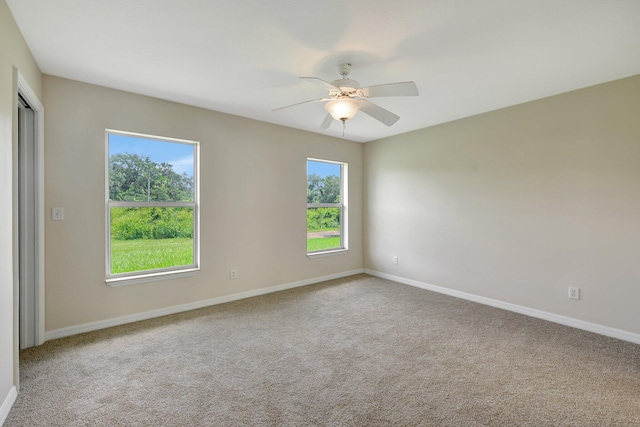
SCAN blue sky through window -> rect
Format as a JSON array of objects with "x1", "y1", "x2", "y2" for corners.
[
  {"x1": 308, "y1": 160, "x2": 340, "y2": 178},
  {"x1": 109, "y1": 134, "x2": 194, "y2": 177}
]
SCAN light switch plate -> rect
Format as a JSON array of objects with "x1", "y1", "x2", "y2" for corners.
[{"x1": 52, "y1": 207, "x2": 64, "y2": 221}]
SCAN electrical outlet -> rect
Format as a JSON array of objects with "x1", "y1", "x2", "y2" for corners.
[
  {"x1": 392, "y1": 256, "x2": 398, "y2": 265},
  {"x1": 568, "y1": 287, "x2": 580, "y2": 300},
  {"x1": 230, "y1": 269, "x2": 237, "y2": 280}
]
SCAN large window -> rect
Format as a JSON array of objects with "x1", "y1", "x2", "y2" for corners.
[
  {"x1": 106, "y1": 130, "x2": 199, "y2": 283},
  {"x1": 307, "y1": 158, "x2": 347, "y2": 254}
]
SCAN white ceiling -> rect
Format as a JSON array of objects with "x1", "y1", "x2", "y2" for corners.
[{"x1": 7, "y1": 0, "x2": 640, "y2": 142}]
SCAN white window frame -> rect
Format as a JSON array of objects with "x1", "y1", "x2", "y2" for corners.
[
  {"x1": 307, "y1": 158, "x2": 348, "y2": 257},
  {"x1": 105, "y1": 129, "x2": 200, "y2": 285}
]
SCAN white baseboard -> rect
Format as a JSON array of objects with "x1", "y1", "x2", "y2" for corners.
[
  {"x1": 45, "y1": 269, "x2": 365, "y2": 341},
  {"x1": 365, "y1": 269, "x2": 640, "y2": 345},
  {"x1": 0, "y1": 386, "x2": 17, "y2": 427}
]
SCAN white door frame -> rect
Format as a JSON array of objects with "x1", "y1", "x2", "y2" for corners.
[{"x1": 12, "y1": 68, "x2": 45, "y2": 371}]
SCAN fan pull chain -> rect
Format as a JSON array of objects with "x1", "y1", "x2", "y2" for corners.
[{"x1": 342, "y1": 119, "x2": 345, "y2": 137}]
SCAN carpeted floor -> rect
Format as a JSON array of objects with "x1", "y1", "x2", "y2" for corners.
[{"x1": 5, "y1": 274, "x2": 640, "y2": 426}]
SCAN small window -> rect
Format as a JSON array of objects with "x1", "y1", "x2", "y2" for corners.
[
  {"x1": 106, "y1": 130, "x2": 199, "y2": 283},
  {"x1": 307, "y1": 158, "x2": 347, "y2": 254}
]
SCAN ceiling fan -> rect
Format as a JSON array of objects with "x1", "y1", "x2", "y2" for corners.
[{"x1": 273, "y1": 63, "x2": 419, "y2": 131}]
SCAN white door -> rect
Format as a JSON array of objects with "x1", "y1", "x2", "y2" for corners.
[{"x1": 18, "y1": 95, "x2": 37, "y2": 349}]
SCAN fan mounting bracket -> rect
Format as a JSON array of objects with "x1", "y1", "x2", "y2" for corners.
[{"x1": 338, "y1": 63, "x2": 352, "y2": 78}]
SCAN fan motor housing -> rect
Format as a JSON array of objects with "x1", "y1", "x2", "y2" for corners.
[{"x1": 330, "y1": 78, "x2": 360, "y2": 96}]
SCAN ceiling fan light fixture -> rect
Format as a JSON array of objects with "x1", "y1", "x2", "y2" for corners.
[
  {"x1": 274, "y1": 63, "x2": 418, "y2": 130},
  {"x1": 325, "y1": 97, "x2": 360, "y2": 121}
]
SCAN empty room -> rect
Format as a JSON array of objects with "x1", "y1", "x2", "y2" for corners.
[{"x1": 1, "y1": 1, "x2": 639, "y2": 425}]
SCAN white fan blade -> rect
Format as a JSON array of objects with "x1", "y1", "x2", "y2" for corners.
[
  {"x1": 272, "y1": 98, "x2": 330, "y2": 112},
  {"x1": 361, "y1": 81, "x2": 419, "y2": 98},
  {"x1": 320, "y1": 113, "x2": 333, "y2": 130},
  {"x1": 300, "y1": 77, "x2": 339, "y2": 91},
  {"x1": 359, "y1": 99, "x2": 400, "y2": 126}
]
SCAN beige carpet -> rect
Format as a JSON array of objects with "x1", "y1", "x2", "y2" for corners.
[{"x1": 6, "y1": 274, "x2": 640, "y2": 426}]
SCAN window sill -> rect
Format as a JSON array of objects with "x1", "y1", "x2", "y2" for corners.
[
  {"x1": 307, "y1": 249, "x2": 348, "y2": 259},
  {"x1": 106, "y1": 267, "x2": 199, "y2": 287}
]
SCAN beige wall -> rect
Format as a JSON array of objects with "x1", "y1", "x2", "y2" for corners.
[
  {"x1": 364, "y1": 75, "x2": 640, "y2": 335},
  {"x1": 0, "y1": 0, "x2": 42, "y2": 413},
  {"x1": 43, "y1": 75, "x2": 363, "y2": 331}
]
